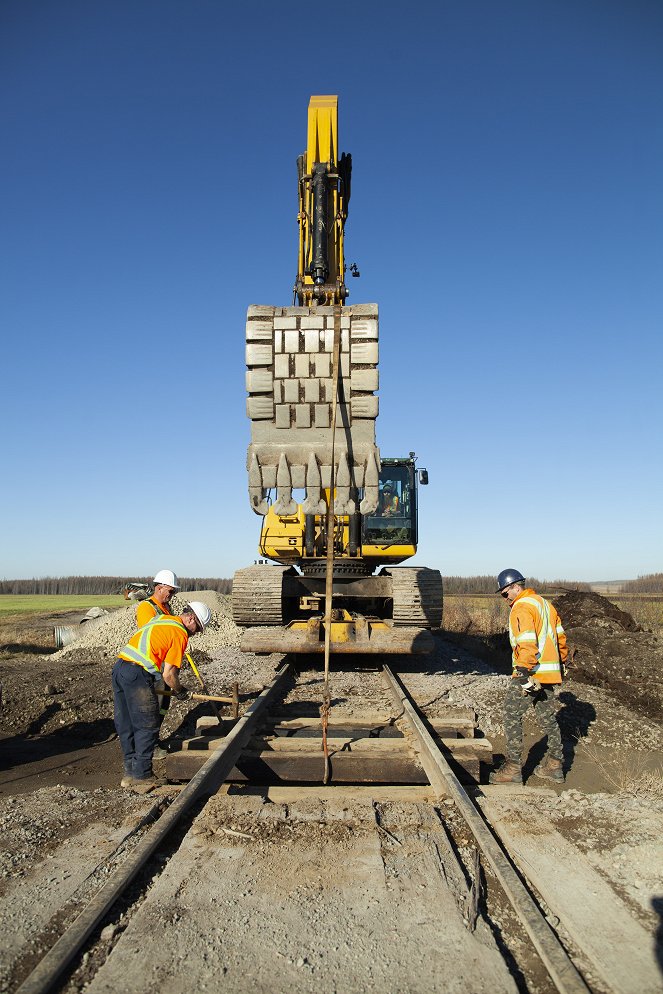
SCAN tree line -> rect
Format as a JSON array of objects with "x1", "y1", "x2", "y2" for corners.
[
  {"x1": 619, "y1": 573, "x2": 663, "y2": 594},
  {"x1": 442, "y1": 575, "x2": 591, "y2": 595},
  {"x1": 0, "y1": 576, "x2": 233, "y2": 595},
  {"x1": 3, "y1": 573, "x2": 659, "y2": 597}
]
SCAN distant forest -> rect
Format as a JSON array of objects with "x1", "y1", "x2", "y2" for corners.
[
  {"x1": 0, "y1": 576, "x2": 233, "y2": 595},
  {"x1": 442, "y1": 576, "x2": 592, "y2": 594},
  {"x1": 620, "y1": 573, "x2": 663, "y2": 594},
  {"x1": 1, "y1": 573, "x2": 661, "y2": 596}
]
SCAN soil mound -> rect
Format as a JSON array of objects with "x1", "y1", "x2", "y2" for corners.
[
  {"x1": 555, "y1": 590, "x2": 640, "y2": 633},
  {"x1": 555, "y1": 591, "x2": 662, "y2": 721}
]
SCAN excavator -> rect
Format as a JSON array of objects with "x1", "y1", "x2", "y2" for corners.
[{"x1": 232, "y1": 96, "x2": 442, "y2": 654}]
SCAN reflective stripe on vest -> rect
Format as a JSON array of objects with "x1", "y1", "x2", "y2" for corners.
[
  {"x1": 119, "y1": 616, "x2": 188, "y2": 678},
  {"x1": 509, "y1": 595, "x2": 561, "y2": 678}
]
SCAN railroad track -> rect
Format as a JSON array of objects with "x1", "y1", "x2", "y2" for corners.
[{"x1": 12, "y1": 660, "x2": 657, "y2": 994}]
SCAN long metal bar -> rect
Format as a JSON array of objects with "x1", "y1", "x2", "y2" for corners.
[
  {"x1": 321, "y1": 305, "x2": 342, "y2": 783},
  {"x1": 381, "y1": 665, "x2": 591, "y2": 994},
  {"x1": 16, "y1": 663, "x2": 293, "y2": 994}
]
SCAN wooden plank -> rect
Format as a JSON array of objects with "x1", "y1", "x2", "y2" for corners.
[
  {"x1": 267, "y1": 711, "x2": 396, "y2": 724},
  {"x1": 479, "y1": 794, "x2": 662, "y2": 994},
  {"x1": 166, "y1": 748, "x2": 480, "y2": 784},
  {"x1": 266, "y1": 722, "x2": 404, "y2": 739},
  {"x1": 254, "y1": 737, "x2": 488, "y2": 757},
  {"x1": 181, "y1": 734, "x2": 488, "y2": 761},
  {"x1": 168, "y1": 749, "x2": 424, "y2": 784},
  {"x1": 230, "y1": 785, "x2": 440, "y2": 802},
  {"x1": 261, "y1": 717, "x2": 476, "y2": 739}
]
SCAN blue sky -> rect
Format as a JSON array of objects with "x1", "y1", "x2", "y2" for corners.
[{"x1": 2, "y1": 0, "x2": 661, "y2": 582}]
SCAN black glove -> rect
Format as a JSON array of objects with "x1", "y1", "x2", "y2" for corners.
[{"x1": 173, "y1": 688, "x2": 190, "y2": 702}]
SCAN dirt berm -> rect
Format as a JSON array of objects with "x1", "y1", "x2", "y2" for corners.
[{"x1": 555, "y1": 591, "x2": 662, "y2": 721}]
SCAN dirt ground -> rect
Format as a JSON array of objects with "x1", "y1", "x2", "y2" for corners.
[{"x1": 1, "y1": 591, "x2": 662, "y2": 992}]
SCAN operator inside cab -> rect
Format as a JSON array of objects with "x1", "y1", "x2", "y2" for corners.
[{"x1": 378, "y1": 482, "x2": 399, "y2": 517}]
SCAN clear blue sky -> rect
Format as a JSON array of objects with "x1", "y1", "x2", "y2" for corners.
[{"x1": 2, "y1": 0, "x2": 661, "y2": 583}]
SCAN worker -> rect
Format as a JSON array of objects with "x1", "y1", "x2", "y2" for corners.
[
  {"x1": 112, "y1": 600, "x2": 212, "y2": 791},
  {"x1": 489, "y1": 569, "x2": 568, "y2": 785},
  {"x1": 135, "y1": 569, "x2": 181, "y2": 758},
  {"x1": 136, "y1": 569, "x2": 180, "y2": 627},
  {"x1": 378, "y1": 482, "x2": 399, "y2": 517}
]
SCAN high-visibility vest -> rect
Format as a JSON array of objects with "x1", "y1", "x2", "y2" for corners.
[
  {"x1": 118, "y1": 616, "x2": 189, "y2": 678},
  {"x1": 508, "y1": 590, "x2": 565, "y2": 684},
  {"x1": 136, "y1": 597, "x2": 167, "y2": 628}
]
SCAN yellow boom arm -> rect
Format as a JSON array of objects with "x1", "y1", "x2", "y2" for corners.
[{"x1": 295, "y1": 96, "x2": 351, "y2": 306}]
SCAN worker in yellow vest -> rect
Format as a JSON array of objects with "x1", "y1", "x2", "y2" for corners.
[
  {"x1": 135, "y1": 569, "x2": 181, "y2": 756},
  {"x1": 489, "y1": 569, "x2": 568, "y2": 785},
  {"x1": 112, "y1": 601, "x2": 211, "y2": 791}
]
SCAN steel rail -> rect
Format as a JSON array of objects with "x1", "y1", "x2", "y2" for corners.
[
  {"x1": 16, "y1": 662, "x2": 293, "y2": 994},
  {"x1": 381, "y1": 665, "x2": 591, "y2": 994}
]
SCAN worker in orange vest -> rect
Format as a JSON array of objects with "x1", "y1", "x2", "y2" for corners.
[
  {"x1": 136, "y1": 569, "x2": 180, "y2": 626},
  {"x1": 135, "y1": 569, "x2": 181, "y2": 757},
  {"x1": 113, "y1": 601, "x2": 211, "y2": 792},
  {"x1": 489, "y1": 569, "x2": 568, "y2": 785}
]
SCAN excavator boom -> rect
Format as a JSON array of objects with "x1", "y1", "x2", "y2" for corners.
[{"x1": 295, "y1": 96, "x2": 351, "y2": 307}]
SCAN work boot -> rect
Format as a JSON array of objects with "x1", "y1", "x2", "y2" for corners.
[
  {"x1": 534, "y1": 756, "x2": 564, "y2": 782},
  {"x1": 489, "y1": 760, "x2": 523, "y2": 784},
  {"x1": 153, "y1": 745, "x2": 169, "y2": 760},
  {"x1": 131, "y1": 775, "x2": 167, "y2": 793},
  {"x1": 120, "y1": 776, "x2": 134, "y2": 789}
]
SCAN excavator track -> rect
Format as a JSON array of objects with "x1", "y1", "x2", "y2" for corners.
[
  {"x1": 231, "y1": 565, "x2": 290, "y2": 626},
  {"x1": 389, "y1": 567, "x2": 443, "y2": 629}
]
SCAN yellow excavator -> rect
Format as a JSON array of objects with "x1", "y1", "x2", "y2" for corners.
[{"x1": 232, "y1": 96, "x2": 442, "y2": 654}]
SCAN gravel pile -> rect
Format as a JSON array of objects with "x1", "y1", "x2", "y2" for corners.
[{"x1": 50, "y1": 591, "x2": 242, "y2": 660}]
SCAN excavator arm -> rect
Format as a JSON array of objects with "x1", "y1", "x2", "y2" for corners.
[{"x1": 295, "y1": 95, "x2": 352, "y2": 307}]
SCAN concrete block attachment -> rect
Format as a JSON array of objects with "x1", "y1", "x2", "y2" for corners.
[{"x1": 244, "y1": 305, "x2": 381, "y2": 516}]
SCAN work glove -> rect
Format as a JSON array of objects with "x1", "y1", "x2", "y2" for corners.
[
  {"x1": 173, "y1": 688, "x2": 190, "y2": 702},
  {"x1": 514, "y1": 667, "x2": 530, "y2": 686}
]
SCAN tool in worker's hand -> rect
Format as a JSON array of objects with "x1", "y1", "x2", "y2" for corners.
[
  {"x1": 161, "y1": 690, "x2": 235, "y2": 704},
  {"x1": 185, "y1": 651, "x2": 223, "y2": 721},
  {"x1": 515, "y1": 667, "x2": 541, "y2": 695},
  {"x1": 185, "y1": 651, "x2": 206, "y2": 690},
  {"x1": 183, "y1": 651, "x2": 240, "y2": 719}
]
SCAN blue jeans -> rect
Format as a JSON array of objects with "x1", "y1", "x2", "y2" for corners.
[{"x1": 112, "y1": 659, "x2": 160, "y2": 779}]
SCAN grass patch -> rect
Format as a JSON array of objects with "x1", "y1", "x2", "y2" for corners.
[
  {"x1": 443, "y1": 595, "x2": 507, "y2": 635},
  {"x1": 614, "y1": 597, "x2": 663, "y2": 635},
  {"x1": 0, "y1": 594, "x2": 126, "y2": 618},
  {"x1": 578, "y1": 741, "x2": 663, "y2": 798}
]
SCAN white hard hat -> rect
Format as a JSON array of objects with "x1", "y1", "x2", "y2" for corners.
[
  {"x1": 153, "y1": 569, "x2": 180, "y2": 589},
  {"x1": 187, "y1": 601, "x2": 211, "y2": 632}
]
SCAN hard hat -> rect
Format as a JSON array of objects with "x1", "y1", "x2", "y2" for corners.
[
  {"x1": 383, "y1": 482, "x2": 394, "y2": 493},
  {"x1": 153, "y1": 569, "x2": 180, "y2": 589},
  {"x1": 187, "y1": 601, "x2": 212, "y2": 632},
  {"x1": 496, "y1": 569, "x2": 526, "y2": 592}
]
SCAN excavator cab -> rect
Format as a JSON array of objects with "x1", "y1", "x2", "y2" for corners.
[{"x1": 362, "y1": 459, "x2": 424, "y2": 550}]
